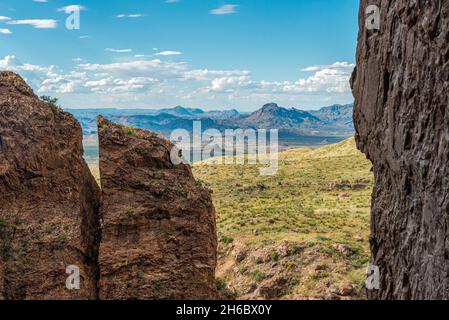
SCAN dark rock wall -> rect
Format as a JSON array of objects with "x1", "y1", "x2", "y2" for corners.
[
  {"x1": 98, "y1": 116, "x2": 218, "y2": 299},
  {"x1": 0, "y1": 72, "x2": 101, "y2": 299},
  {"x1": 352, "y1": 0, "x2": 449, "y2": 299}
]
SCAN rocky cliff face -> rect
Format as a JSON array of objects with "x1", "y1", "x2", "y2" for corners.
[
  {"x1": 0, "y1": 72, "x2": 101, "y2": 299},
  {"x1": 0, "y1": 72, "x2": 219, "y2": 300},
  {"x1": 98, "y1": 117, "x2": 218, "y2": 299},
  {"x1": 352, "y1": 0, "x2": 449, "y2": 299}
]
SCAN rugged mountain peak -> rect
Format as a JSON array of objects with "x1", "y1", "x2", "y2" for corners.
[
  {"x1": 260, "y1": 102, "x2": 281, "y2": 112},
  {"x1": 352, "y1": 0, "x2": 449, "y2": 299},
  {"x1": 0, "y1": 72, "x2": 101, "y2": 299},
  {"x1": 97, "y1": 116, "x2": 218, "y2": 300}
]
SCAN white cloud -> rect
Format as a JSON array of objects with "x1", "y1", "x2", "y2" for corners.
[
  {"x1": 0, "y1": 55, "x2": 53, "y2": 73},
  {"x1": 258, "y1": 62, "x2": 355, "y2": 94},
  {"x1": 300, "y1": 61, "x2": 355, "y2": 72},
  {"x1": 104, "y1": 48, "x2": 132, "y2": 53},
  {"x1": 82, "y1": 76, "x2": 158, "y2": 93},
  {"x1": 78, "y1": 59, "x2": 186, "y2": 78},
  {"x1": 155, "y1": 51, "x2": 182, "y2": 56},
  {"x1": 210, "y1": 76, "x2": 255, "y2": 92},
  {"x1": 116, "y1": 14, "x2": 145, "y2": 18},
  {"x1": 183, "y1": 69, "x2": 250, "y2": 81},
  {"x1": 1, "y1": 54, "x2": 354, "y2": 109},
  {"x1": 0, "y1": 16, "x2": 11, "y2": 21},
  {"x1": 7, "y1": 19, "x2": 57, "y2": 29},
  {"x1": 32, "y1": 0, "x2": 48, "y2": 2},
  {"x1": 210, "y1": 4, "x2": 238, "y2": 15},
  {"x1": 57, "y1": 5, "x2": 86, "y2": 12},
  {"x1": 0, "y1": 28, "x2": 12, "y2": 34},
  {"x1": 39, "y1": 71, "x2": 87, "y2": 93}
]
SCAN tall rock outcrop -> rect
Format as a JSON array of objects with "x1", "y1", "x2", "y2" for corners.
[
  {"x1": 98, "y1": 117, "x2": 218, "y2": 299},
  {"x1": 351, "y1": 1, "x2": 449, "y2": 299},
  {"x1": 0, "y1": 72, "x2": 101, "y2": 299}
]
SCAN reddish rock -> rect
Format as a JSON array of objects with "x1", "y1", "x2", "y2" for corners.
[
  {"x1": 0, "y1": 71, "x2": 101, "y2": 299},
  {"x1": 352, "y1": 1, "x2": 449, "y2": 299},
  {"x1": 98, "y1": 116, "x2": 218, "y2": 299}
]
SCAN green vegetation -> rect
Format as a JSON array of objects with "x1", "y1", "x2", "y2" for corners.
[
  {"x1": 117, "y1": 124, "x2": 136, "y2": 136},
  {"x1": 40, "y1": 95, "x2": 60, "y2": 113},
  {"x1": 221, "y1": 235, "x2": 234, "y2": 245},
  {"x1": 193, "y1": 137, "x2": 374, "y2": 299},
  {"x1": 87, "y1": 137, "x2": 373, "y2": 299}
]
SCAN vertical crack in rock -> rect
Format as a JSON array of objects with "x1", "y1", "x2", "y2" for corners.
[
  {"x1": 97, "y1": 116, "x2": 218, "y2": 299},
  {"x1": 352, "y1": 1, "x2": 449, "y2": 299},
  {"x1": 0, "y1": 72, "x2": 101, "y2": 299}
]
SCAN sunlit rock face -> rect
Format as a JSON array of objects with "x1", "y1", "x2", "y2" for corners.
[
  {"x1": 97, "y1": 116, "x2": 218, "y2": 300},
  {"x1": 0, "y1": 71, "x2": 101, "y2": 299},
  {"x1": 351, "y1": 0, "x2": 449, "y2": 299}
]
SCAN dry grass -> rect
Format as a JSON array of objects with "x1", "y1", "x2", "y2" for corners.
[{"x1": 193, "y1": 137, "x2": 373, "y2": 299}]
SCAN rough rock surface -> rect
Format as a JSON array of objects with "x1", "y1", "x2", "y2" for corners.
[
  {"x1": 98, "y1": 116, "x2": 218, "y2": 299},
  {"x1": 0, "y1": 72, "x2": 101, "y2": 299},
  {"x1": 351, "y1": 1, "x2": 449, "y2": 299}
]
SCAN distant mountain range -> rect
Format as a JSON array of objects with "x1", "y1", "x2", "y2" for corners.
[
  {"x1": 69, "y1": 103, "x2": 354, "y2": 150},
  {"x1": 69, "y1": 103, "x2": 353, "y2": 134}
]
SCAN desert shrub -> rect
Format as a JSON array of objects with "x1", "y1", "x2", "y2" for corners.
[
  {"x1": 270, "y1": 251, "x2": 280, "y2": 262},
  {"x1": 221, "y1": 235, "x2": 234, "y2": 245},
  {"x1": 40, "y1": 95, "x2": 59, "y2": 113}
]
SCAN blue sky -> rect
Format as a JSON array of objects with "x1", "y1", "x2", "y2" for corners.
[{"x1": 0, "y1": 0, "x2": 359, "y2": 111}]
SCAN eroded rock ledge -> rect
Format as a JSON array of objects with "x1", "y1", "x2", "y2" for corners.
[{"x1": 352, "y1": 0, "x2": 449, "y2": 299}]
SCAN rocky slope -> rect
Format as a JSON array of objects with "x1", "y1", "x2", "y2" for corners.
[
  {"x1": 351, "y1": 0, "x2": 449, "y2": 299},
  {"x1": 98, "y1": 117, "x2": 218, "y2": 299},
  {"x1": 0, "y1": 71, "x2": 101, "y2": 299},
  {"x1": 237, "y1": 103, "x2": 321, "y2": 130}
]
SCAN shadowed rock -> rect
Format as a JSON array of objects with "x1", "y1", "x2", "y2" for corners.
[
  {"x1": 351, "y1": 1, "x2": 449, "y2": 299},
  {"x1": 0, "y1": 71, "x2": 101, "y2": 299},
  {"x1": 98, "y1": 116, "x2": 218, "y2": 299}
]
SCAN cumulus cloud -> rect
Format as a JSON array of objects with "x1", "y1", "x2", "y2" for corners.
[
  {"x1": 78, "y1": 59, "x2": 186, "y2": 78},
  {"x1": 0, "y1": 55, "x2": 53, "y2": 73},
  {"x1": 0, "y1": 54, "x2": 354, "y2": 109},
  {"x1": 84, "y1": 77, "x2": 157, "y2": 93},
  {"x1": 183, "y1": 69, "x2": 250, "y2": 81},
  {"x1": 210, "y1": 5, "x2": 238, "y2": 15}
]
